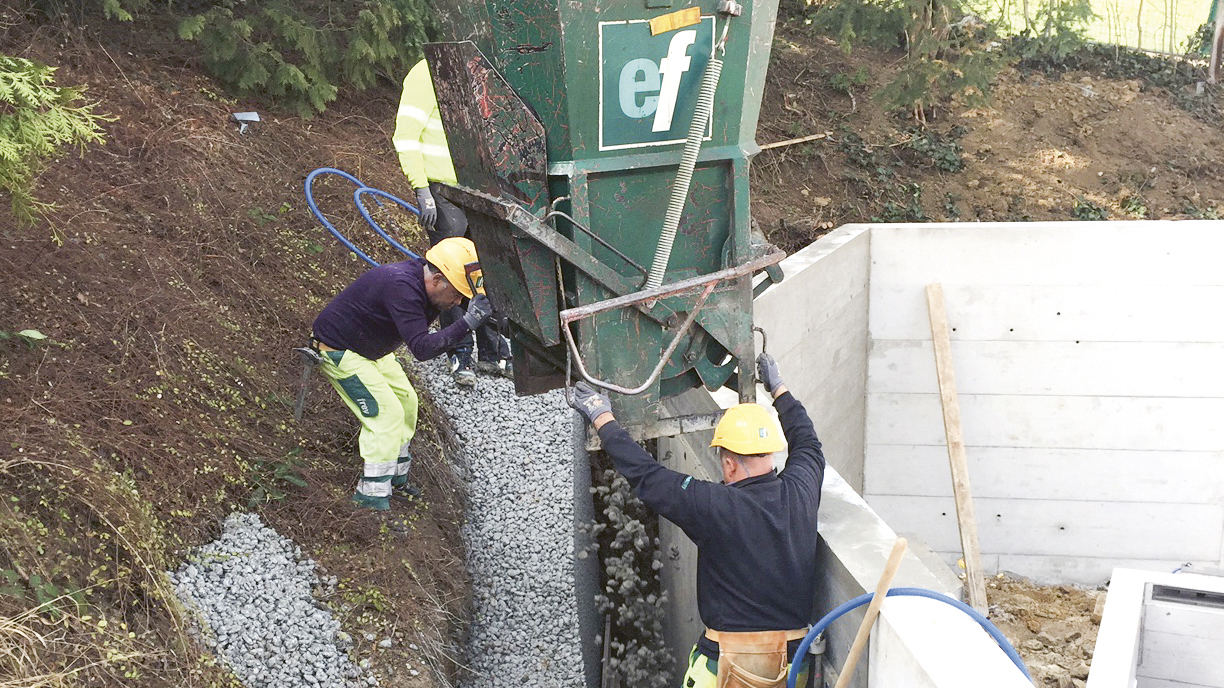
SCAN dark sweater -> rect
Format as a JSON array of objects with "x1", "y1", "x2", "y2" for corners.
[
  {"x1": 597, "y1": 392, "x2": 825, "y2": 642},
  {"x1": 312, "y1": 258, "x2": 470, "y2": 361}
]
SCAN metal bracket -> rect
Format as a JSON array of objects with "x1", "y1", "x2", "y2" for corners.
[{"x1": 560, "y1": 248, "x2": 785, "y2": 395}]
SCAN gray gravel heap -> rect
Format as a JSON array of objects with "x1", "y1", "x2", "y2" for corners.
[
  {"x1": 412, "y1": 355, "x2": 585, "y2": 688},
  {"x1": 169, "y1": 512, "x2": 371, "y2": 688}
]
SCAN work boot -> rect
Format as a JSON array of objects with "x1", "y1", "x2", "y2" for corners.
[
  {"x1": 391, "y1": 484, "x2": 422, "y2": 501},
  {"x1": 350, "y1": 492, "x2": 390, "y2": 511},
  {"x1": 475, "y1": 357, "x2": 514, "y2": 379},
  {"x1": 449, "y1": 352, "x2": 476, "y2": 387}
]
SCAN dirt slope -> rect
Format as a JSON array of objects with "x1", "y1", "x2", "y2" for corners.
[
  {"x1": 1, "y1": 19, "x2": 468, "y2": 688},
  {"x1": 753, "y1": 25, "x2": 1224, "y2": 252},
  {"x1": 2, "y1": 12, "x2": 1221, "y2": 688}
]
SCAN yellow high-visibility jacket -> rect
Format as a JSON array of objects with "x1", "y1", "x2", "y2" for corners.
[{"x1": 392, "y1": 59, "x2": 457, "y2": 188}]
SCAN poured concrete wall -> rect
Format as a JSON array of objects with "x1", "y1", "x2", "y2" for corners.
[
  {"x1": 752, "y1": 225, "x2": 872, "y2": 491},
  {"x1": 859, "y1": 221, "x2": 1224, "y2": 585},
  {"x1": 1088, "y1": 568, "x2": 1224, "y2": 688}
]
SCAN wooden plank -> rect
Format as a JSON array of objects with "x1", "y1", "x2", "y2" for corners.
[
  {"x1": 864, "y1": 444, "x2": 1224, "y2": 503},
  {"x1": 870, "y1": 223, "x2": 1224, "y2": 288},
  {"x1": 869, "y1": 284, "x2": 1224, "y2": 342},
  {"x1": 867, "y1": 339, "x2": 1224, "y2": 398},
  {"x1": 925, "y1": 283, "x2": 988, "y2": 614},
  {"x1": 867, "y1": 495, "x2": 1223, "y2": 560},
  {"x1": 865, "y1": 393, "x2": 1224, "y2": 453}
]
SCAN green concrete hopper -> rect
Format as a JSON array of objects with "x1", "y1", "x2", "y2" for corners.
[{"x1": 425, "y1": 0, "x2": 783, "y2": 437}]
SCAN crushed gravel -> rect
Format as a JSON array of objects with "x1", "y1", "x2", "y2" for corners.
[
  {"x1": 168, "y1": 512, "x2": 371, "y2": 688},
  {"x1": 412, "y1": 355, "x2": 586, "y2": 688},
  {"x1": 169, "y1": 350, "x2": 586, "y2": 688}
]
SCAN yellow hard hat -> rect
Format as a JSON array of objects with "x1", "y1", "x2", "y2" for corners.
[
  {"x1": 710, "y1": 403, "x2": 786, "y2": 455},
  {"x1": 424, "y1": 237, "x2": 485, "y2": 299}
]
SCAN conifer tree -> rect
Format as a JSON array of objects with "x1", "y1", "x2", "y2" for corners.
[{"x1": 0, "y1": 56, "x2": 109, "y2": 225}]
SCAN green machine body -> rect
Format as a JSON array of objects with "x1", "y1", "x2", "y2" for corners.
[{"x1": 425, "y1": 0, "x2": 784, "y2": 438}]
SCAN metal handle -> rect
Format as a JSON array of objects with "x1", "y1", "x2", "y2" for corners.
[{"x1": 559, "y1": 248, "x2": 785, "y2": 395}]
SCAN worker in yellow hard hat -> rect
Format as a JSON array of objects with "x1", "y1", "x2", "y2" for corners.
[
  {"x1": 311, "y1": 237, "x2": 494, "y2": 511},
  {"x1": 393, "y1": 58, "x2": 512, "y2": 386},
  {"x1": 570, "y1": 352, "x2": 825, "y2": 688}
]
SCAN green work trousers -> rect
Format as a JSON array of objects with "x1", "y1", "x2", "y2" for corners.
[{"x1": 318, "y1": 349, "x2": 418, "y2": 498}]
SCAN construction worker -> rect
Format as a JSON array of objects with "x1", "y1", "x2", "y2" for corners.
[
  {"x1": 392, "y1": 57, "x2": 511, "y2": 387},
  {"x1": 569, "y1": 353, "x2": 824, "y2": 688},
  {"x1": 312, "y1": 237, "x2": 494, "y2": 510}
]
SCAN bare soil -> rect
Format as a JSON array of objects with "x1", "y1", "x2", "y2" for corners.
[{"x1": 4, "y1": 11, "x2": 1220, "y2": 688}]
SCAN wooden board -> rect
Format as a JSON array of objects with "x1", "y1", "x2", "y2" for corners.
[
  {"x1": 925, "y1": 283, "x2": 988, "y2": 613},
  {"x1": 864, "y1": 444, "x2": 1224, "y2": 503},
  {"x1": 867, "y1": 495, "x2": 1224, "y2": 560}
]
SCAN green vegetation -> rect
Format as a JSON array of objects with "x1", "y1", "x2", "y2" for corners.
[
  {"x1": 1071, "y1": 196, "x2": 1109, "y2": 220},
  {"x1": 178, "y1": 0, "x2": 432, "y2": 117},
  {"x1": 0, "y1": 56, "x2": 110, "y2": 224}
]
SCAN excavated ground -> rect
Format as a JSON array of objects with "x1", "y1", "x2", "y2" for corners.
[{"x1": 5, "y1": 11, "x2": 1221, "y2": 688}]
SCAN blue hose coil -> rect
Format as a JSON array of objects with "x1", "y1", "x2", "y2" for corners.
[
  {"x1": 304, "y1": 167, "x2": 420, "y2": 266},
  {"x1": 786, "y1": 587, "x2": 1032, "y2": 688}
]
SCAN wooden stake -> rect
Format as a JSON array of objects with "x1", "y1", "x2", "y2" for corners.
[
  {"x1": 926, "y1": 283, "x2": 989, "y2": 615},
  {"x1": 832, "y1": 538, "x2": 908, "y2": 688},
  {"x1": 759, "y1": 132, "x2": 830, "y2": 151}
]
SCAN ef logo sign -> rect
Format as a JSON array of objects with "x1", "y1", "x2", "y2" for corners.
[{"x1": 599, "y1": 16, "x2": 714, "y2": 151}]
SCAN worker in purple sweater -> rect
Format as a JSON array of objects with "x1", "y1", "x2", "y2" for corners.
[{"x1": 312, "y1": 237, "x2": 493, "y2": 510}]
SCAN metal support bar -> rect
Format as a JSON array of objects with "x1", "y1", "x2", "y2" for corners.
[
  {"x1": 562, "y1": 283, "x2": 715, "y2": 395},
  {"x1": 559, "y1": 248, "x2": 784, "y2": 321},
  {"x1": 544, "y1": 209, "x2": 648, "y2": 277},
  {"x1": 558, "y1": 247, "x2": 783, "y2": 394}
]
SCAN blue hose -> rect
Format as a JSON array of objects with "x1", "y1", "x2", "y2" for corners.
[
  {"x1": 303, "y1": 167, "x2": 421, "y2": 267},
  {"x1": 786, "y1": 587, "x2": 1032, "y2": 688}
]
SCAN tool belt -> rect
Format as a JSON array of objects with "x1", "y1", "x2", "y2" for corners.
[{"x1": 705, "y1": 628, "x2": 809, "y2": 688}]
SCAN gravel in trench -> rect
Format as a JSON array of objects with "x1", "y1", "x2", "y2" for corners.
[
  {"x1": 169, "y1": 352, "x2": 586, "y2": 688},
  {"x1": 413, "y1": 355, "x2": 585, "y2": 688}
]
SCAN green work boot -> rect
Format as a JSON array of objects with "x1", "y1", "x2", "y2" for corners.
[{"x1": 350, "y1": 492, "x2": 390, "y2": 511}]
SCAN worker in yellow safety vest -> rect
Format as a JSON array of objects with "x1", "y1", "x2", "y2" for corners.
[
  {"x1": 392, "y1": 58, "x2": 512, "y2": 387},
  {"x1": 570, "y1": 353, "x2": 824, "y2": 688}
]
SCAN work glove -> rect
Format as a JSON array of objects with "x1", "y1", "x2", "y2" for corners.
[
  {"x1": 462, "y1": 293, "x2": 494, "y2": 329},
  {"x1": 757, "y1": 352, "x2": 784, "y2": 395},
  {"x1": 415, "y1": 186, "x2": 437, "y2": 230},
  {"x1": 569, "y1": 381, "x2": 613, "y2": 425}
]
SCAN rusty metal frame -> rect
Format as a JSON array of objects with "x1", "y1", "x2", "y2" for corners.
[{"x1": 559, "y1": 248, "x2": 784, "y2": 394}]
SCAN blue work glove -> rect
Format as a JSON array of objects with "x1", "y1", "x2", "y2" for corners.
[
  {"x1": 462, "y1": 293, "x2": 494, "y2": 329},
  {"x1": 569, "y1": 382, "x2": 613, "y2": 425},
  {"x1": 757, "y1": 352, "x2": 784, "y2": 395},
  {"x1": 415, "y1": 186, "x2": 437, "y2": 230}
]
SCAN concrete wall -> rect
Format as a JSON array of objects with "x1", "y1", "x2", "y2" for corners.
[
  {"x1": 657, "y1": 229, "x2": 1031, "y2": 687},
  {"x1": 1088, "y1": 568, "x2": 1224, "y2": 688},
  {"x1": 859, "y1": 221, "x2": 1224, "y2": 585},
  {"x1": 752, "y1": 224, "x2": 872, "y2": 491}
]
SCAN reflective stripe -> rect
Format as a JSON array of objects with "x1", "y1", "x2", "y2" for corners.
[
  {"x1": 364, "y1": 460, "x2": 399, "y2": 477},
  {"x1": 395, "y1": 139, "x2": 421, "y2": 152},
  {"x1": 358, "y1": 478, "x2": 392, "y2": 498},
  {"x1": 397, "y1": 103, "x2": 429, "y2": 121}
]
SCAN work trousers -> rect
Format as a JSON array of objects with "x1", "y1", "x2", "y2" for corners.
[
  {"x1": 318, "y1": 348, "x2": 417, "y2": 497},
  {"x1": 681, "y1": 645, "x2": 812, "y2": 688},
  {"x1": 427, "y1": 181, "x2": 509, "y2": 363}
]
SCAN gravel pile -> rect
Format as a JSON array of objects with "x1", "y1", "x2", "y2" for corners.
[
  {"x1": 169, "y1": 512, "x2": 372, "y2": 688},
  {"x1": 169, "y1": 351, "x2": 587, "y2": 688},
  {"x1": 412, "y1": 355, "x2": 586, "y2": 688}
]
